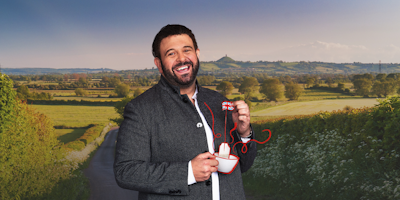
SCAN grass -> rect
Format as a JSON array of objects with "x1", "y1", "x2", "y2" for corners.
[
  {"x1": 53, "y1": 96, "x2": 122, "y2": 101},
  {"x1": 56, "y1": 129, "x2": 87, "y2": 144},
  {"x1": 250, "y1": 98, "x2": 380, "y2": 118},
  {"x1": 31, "y1": 105, "x2": 118, "y2": 127}
]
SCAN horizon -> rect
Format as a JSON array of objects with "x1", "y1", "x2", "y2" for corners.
[{"x1": 1, "y1": 0, "x2": 400, "y2": 70}]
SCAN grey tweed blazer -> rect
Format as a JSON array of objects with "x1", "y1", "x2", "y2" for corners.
[{"x1": 114, "y1": 76, "x2": 257, "y2": 200}]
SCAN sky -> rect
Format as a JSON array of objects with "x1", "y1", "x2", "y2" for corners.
[{"x1": 1, "y1": 0, "x2": 400, "y2": 70}]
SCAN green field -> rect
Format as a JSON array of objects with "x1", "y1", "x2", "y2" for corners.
[
  {"x1": 31, "y1": 105, "x2": 118, "y2": 127},
  {"x1": 251, "y1": 98, "x2": 381, "y2": 117}
]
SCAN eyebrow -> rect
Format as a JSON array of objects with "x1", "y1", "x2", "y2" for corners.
[{"x1": 164, "y1": 46, "x2": 194, "y2": 56}]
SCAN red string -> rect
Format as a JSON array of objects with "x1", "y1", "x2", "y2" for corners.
[
  {"x1": 232, "y1": 129, "x2": 272, "y2": 154},
  {"x1": 229, "y1": 122, "x2": 237, "y2": 144},
  {"x1": 224, "y1": 110, "x2": 227, "y2": 143},
  {"x1": 204, "y1": 102, "x2": 221, "y2": 153}
]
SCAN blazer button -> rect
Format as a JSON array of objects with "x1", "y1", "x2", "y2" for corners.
[
  {"x1": 183, "y1": 98, "x2": 188, "y2": 103},
  {"x1": 196, "y1": 122, "x2": 203, "y2": 128},
  {"x1": 206, "y1": 180, "x2": 211, "y2": 186}
]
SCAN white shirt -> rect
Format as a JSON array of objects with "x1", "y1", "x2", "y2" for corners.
[{"x1": 187, "y1": 88, "x2": 251, "y2": 200}]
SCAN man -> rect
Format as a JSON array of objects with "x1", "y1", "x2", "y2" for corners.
[{"x1": 114, "y1": 24, "x2": 257, "y2": 199}]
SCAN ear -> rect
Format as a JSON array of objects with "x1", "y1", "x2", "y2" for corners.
[
  {"x1": 154, "y1": 57, "x2": 164, "y2": 75},
  {"x1": 196, "y1": 49, "x2": 200, "y2": 59}
]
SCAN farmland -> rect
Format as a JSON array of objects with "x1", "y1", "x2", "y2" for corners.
[{"x1": 31, "y1": 105, "x2": 118, "y2": 127}]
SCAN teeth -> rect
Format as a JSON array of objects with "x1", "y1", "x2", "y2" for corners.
[{"x1": 176, "y1": 66, "x2": 189, "y2": 71}]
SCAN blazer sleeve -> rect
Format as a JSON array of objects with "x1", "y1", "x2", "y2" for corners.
[
  {"x1": 234, "y1": 125, "x2": 257, "y2": 173},
  {"x1": 113, "y1": 101, "x2": 189, "y2": 196}
]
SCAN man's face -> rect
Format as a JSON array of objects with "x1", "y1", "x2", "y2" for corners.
[{"x1": 155, "y1": 34, "x2": 200, "y2": 88}]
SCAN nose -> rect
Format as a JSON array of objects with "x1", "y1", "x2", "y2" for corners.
[{"x1": 177, "y1": 52, "x2": 186, "y2": 63}]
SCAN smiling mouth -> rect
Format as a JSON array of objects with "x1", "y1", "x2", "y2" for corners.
[{"x1": 174, "y1": 65, "x2": 190, "y2": 73}]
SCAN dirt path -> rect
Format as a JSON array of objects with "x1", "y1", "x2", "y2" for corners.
[{"x1": 83, "y1": 128, "x2": 138, "y2": 200}]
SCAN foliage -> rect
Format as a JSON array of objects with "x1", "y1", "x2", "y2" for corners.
[
  {"x1": 114, "y1": 83, "x2": 130, "y2": 97},
  {"x1": 64, "y1": 140, "x2": 86, "y2": 151},
  {"x1": 110, "y1": 95, "x2": 135, "y2": 126},
  {"x1": 372, "y1": 79, "x2": 396, "y2": 97},
  {"x1": 17, "y1": 84, "x2": 30, "y2": 100},
  {"x1": 337, "y1": 82, "x2": 345, "y2": 90},
  {"x1": 259, "y1": 78, "x2": 283, "y2": 102},
  {"x1": 0, "y1": 74, "x2": 17, "y2": 130},
  {"x1": 245, "y1": 99, "x2": 252, "y2": 109},
  {"x1": 248, "y1": 96, "x2": 400, "y2": 200},
  {"x1": 284, "y1": 82, "x2": 303, "y2": 100},
  {"x1": 133, "y1": 88, "x2": 144, "y2": 98},
  {"x1": 75, "y1": 88, "x2": 87, "y2": 96},
  {"x1": 216, "y1": 81, "x2": 234, "y2": 97},
  {"x1": 197, "y1": 75, "x2": 216, "y2": 86},
  {"x1": 353, "y1": 78, "x2": 372, "y2": 97},
  {"x1": 0, "y1": 74, "x2": 73, "y2": 199},
  {"x1": 16, "y1": 84, "x2": 53, "y2": 100},
  {"x1": 305, "y1": 77, "x2": 315, "y2": 88},
  {"x1": 239, "y1": 77, "x2": 259, "y2": 100}
]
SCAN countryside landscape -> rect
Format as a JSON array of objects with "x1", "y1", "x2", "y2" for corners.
[{"x1": 2, "y1": 56, "x2": 400, "y2": 199}]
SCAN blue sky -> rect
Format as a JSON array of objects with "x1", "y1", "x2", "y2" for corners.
[{"x1": 1, "y1": 0, "x2": 399, "y2": 70}]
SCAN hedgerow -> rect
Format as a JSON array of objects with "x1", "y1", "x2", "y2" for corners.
[
  {"x1": 248, "y1": 96, "x2": 400, "y2": 199},
  {"x1": 0, "y1": 74, "x2": 74, "y2": 199}
]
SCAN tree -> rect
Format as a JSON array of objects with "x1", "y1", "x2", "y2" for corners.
[
  {"x1": 133, "y1": 88, "x2": 144, "y2": 98},
  {"x1": 259, "y1": 78, "x2": 283, "y2": 102},
  {"x1": 110, "y1": 95, "x2": 135, "y2": 125},
  {"x1": 16, "y1": 85, "x2": 30, "y2": 100},
  {"x1": 75, "y1": 88, "x2": 87, "y2": 96},
  {"x1": 353, "y1": 78, "x2": 372, "y2": 97},
  {"x1": 284, "y1": 82, "x2": 303, "y2": 100},
  {"x1": 63, "y1": 74, "x2": 69, "y2": 82},
  {"x1": 306, "y1": 77, "x2": 315, "y2": 88},
  {"x1": 375, "y1": 73, "x2": 387, "y2": 81},
  {"x1": 238, "y1": 77, "x2": 259, "y2": 100},
  {"x1": 381, "y1": 79, "x2": 396, "y2": 97},
  {"x1": 326, "y1": 77, "x2": 334, "y2": 87},
  {"x1": 1, "y1": 74, "x2": 71, "y2": 199},
  {"x1": 337, "y1": 82, "x2": 345, "y2": 90},
  {"x1": 216, "y1": 81, "x2": 234, "y2": 97},
  {"x1": 109, "y1": 76, "x2": 121, "y2": 87},
  {"x1": 371, "y1": 81, "x2": 384, "y2": 98},
  {"x1": 197, "y1": 75, "x2": 216, "y2": 86},
  {"x1": 114, "y1": 83, "x2": 130, "y2": 97}
]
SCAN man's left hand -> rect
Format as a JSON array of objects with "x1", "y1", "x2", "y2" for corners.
[{"x1": 232, "y1": 100, "x2": 251, "y2": 138}]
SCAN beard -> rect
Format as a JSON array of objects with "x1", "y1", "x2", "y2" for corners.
[{"x1": 161, "y1": 58, "x2": 200, "y2": 89}]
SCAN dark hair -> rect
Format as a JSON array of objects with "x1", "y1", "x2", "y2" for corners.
[{"x1": 152, "y1": 24, "x2": 198, "y2": 59}]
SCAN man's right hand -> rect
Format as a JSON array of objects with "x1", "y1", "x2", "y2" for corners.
[{"x1": 191, "y1": 152, "x2": 219, "y2": 182}]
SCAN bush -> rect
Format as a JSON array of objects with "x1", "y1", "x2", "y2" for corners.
[
  {"x1": 248, "y1": 96, "x2": 400, "y2": 199},
  {"x1": 1, "y1": 74, "x2": 73, "y2": 199},
  {"x1": 65, "y1": 140, "x2": 86, "y2": 151},
  {"x1": 75, "y1": 88, "x2": 87, "y2": 96},
  {"x1": 114, "y1": 83, "x2": 130, "y2": 97}
]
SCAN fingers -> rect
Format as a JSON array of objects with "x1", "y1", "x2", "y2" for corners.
[
  {"x1": 232, "y1": 100, "x2": 251, "y2": 137},
  {"x1": 192, "y1": 152, "x2": 219, "y2": 182},
  {"x1": 233, "y1": 100, "x2": 250, "y2": 117}
]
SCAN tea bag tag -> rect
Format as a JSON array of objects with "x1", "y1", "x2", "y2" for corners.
[{"x1": 218, "y1": 142, "x2": 230, "y2": 158}]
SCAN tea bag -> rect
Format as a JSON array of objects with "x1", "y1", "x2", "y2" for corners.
[{"x1": 218, "y1": 142, "x2": 230, "y2": 158}]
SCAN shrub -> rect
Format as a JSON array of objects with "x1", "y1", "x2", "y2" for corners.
[
  {"x1": 75, "y1": 88, "x2": 87, "y2": 96},
  {"x1": 114, "y1": 83, "x2": 130, "y2": 97},
  {"x1": 1, "y1": 74, "x2": 73, "y2": 199},
  {"x1": 65, "y1": 140, "x2": 86, "y2": 151},
  {"x1": 248, "y1": 96, "x2": 400, "y2": 199}
]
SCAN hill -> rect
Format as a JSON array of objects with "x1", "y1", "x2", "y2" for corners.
[
  {"x1": 199, "y1": 57, "x2": 400, "y2": 74},
  {"x1": 216, "y1": 55, "x2": 235, "y2": 63}
]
